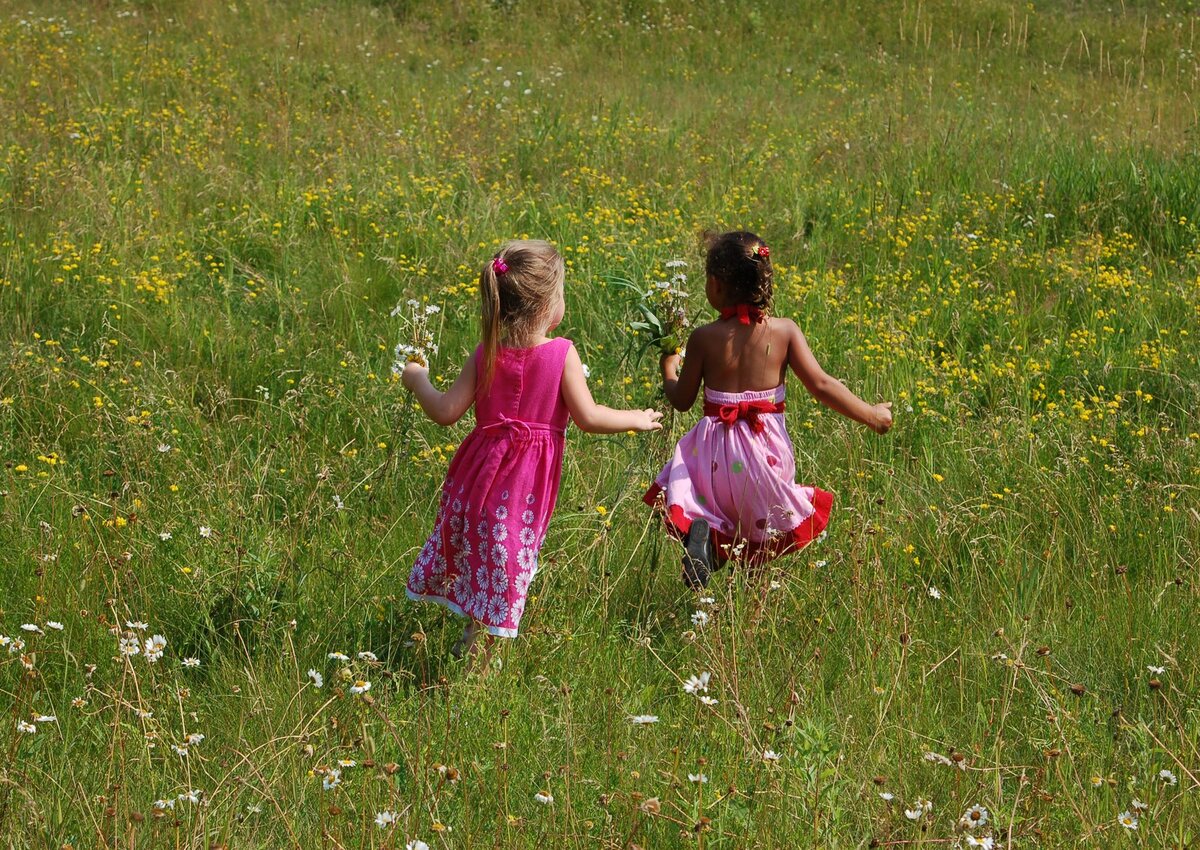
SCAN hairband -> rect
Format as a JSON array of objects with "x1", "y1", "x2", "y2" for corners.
[{"x1": 492, "y1": 256, "x2": 509, "y2": 275}]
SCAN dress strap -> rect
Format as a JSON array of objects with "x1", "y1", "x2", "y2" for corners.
[
  {"x1": 718, "y1": 304, "x2": 765, "y2": 325},
  {"x1": 701, "y1": 398, "x2": 785, "y2": 434}
]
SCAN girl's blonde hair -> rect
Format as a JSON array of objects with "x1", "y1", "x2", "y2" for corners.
[{"x1": 479, "y1": 239, "x2": 565, "y2": 388}]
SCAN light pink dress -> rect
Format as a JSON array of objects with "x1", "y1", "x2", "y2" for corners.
[
  {"x1": 406, "y1": 338, "x2": 572, "y2": 638},
  {"x1": 644, "y1": 385, "x2": 833, "y2": 563}
]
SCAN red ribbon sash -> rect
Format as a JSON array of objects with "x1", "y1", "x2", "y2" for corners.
[
  {"x1": 702, "y1": 399, "x2": 785, "y2": 434},
  {"x1": 719, "y1": 304, "x2": 764, "y2": 325}
]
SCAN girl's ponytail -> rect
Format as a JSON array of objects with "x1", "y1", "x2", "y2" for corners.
[{"x1": 480, "y1": 257, "x2": 503, "y2": 389}]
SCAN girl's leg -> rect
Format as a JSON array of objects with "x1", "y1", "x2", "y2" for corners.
[{"x1": 451, "y1": 618, "x2": 479, "y2": 659}]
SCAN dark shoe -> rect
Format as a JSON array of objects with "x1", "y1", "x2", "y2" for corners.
[{"x1": 682, "y1": 519, "x2": 714, "y2": 589}]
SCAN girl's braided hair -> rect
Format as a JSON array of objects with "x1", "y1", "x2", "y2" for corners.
[{"x1": 703, "y1": 230, "x2": 774, "y2": 316}]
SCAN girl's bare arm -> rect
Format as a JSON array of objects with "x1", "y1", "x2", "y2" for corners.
[
  {"x1": 400, "y1": 350, "x2": 478, "y2": 426},
  {"x1": 660, "y1": 328, "x2": 705, "y2": 411},
  {"x1": 561, "y1": 346, "x2": 663, "y2": 434},
  {"x1": 784, "y1": 321, "x2": 892, "y2": 433}
]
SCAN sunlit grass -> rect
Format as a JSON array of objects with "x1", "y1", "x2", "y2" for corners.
[{"x1": 1, "y1": 0, "x2": 1197, "y2": 846}]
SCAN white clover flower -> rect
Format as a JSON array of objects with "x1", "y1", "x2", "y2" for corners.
[
  {"x1": 534, "y1": 790, "x2": 554, "y2": 805},
  {"x1": 307, "y1": 669, "x2": 324, "y2": 688},
  {"x1": 374, "y1": 810, "x2": 397, "y2": 829},
  {"x1": 628, "y1": 714, "x2": 658, "y2": 725}
]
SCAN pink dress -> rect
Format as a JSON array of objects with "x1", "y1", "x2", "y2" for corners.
[
  {"x1": 406, "y1": 338, "x2": 573, "y2": 638},
  {"x1": 644, "y1": 385, "x2": 833, "y2": 563}
]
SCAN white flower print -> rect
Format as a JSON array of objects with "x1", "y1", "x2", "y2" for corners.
[
  {"x1": 519, "y1": 527, "x2": 536, "y2": 546},
  {"x1": 495, "y1": 505, "x2": 508, "y2": 521},
  {"x1": 491, "y1": 542, "x2": 509, "y2": 567},
  {"x1": 489, "y1": 566, "x2": 509, "y2": 594},
  {"x1": 510, "y1": 596, "x2": 526, "y2": 622},
  {"x1": 409, "y1": 563, "x2": 426, "y2": 589},
  {"x1": 454, "y1": 548, "x2": 471, "y2": 573},
  {"x1": 514, "y1": 568, "x2": 535, "y2": 595},
  {"x1": 460, "y1": 536, "x2": 473, "y2": 557},
  {"x1": 452, "y1": 499, "x2": 462, "y2": 514},
  {"x1": 522, "y1": 509, "x2": 535, "y2": 524},
  {"x1": 451, "y1": 572, "x2": 472, "y2": 600},
  {"x1": 470, "y1": 589, "x2": 490, "y2": 615},
  {"x1": 500, "y1": 490, "x2": 509, "y2": 501},
  {"x1": 487, "y1": 594, "x2": 510, "y2": 624},
  {"x1": 430, "y1": 553, "x2": 447, "y2": 578},
  {"x1": 475, "y1": 563, "x2": 491, "y2": 589},
  {"x1": 526, "y1": 494, "x2": 536, "y2": 505},
  {"x1": 492, "y1": 523, "x2": 508, "y2": 543},
  {"x1": 517, "y1": 548, "x2": 537, "y2": 571}
]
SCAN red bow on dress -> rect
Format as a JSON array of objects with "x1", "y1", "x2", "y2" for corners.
[
  {"x1": 702, "y1": 399, "x2": 785, "y2": 434},
  {"x1": 719, "y1": 304, "x2": 764, "y2": 325}
]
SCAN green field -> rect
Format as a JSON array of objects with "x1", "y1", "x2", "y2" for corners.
[{"x1": 2, "y1": 0, "x2": 1198, "y2": 846}]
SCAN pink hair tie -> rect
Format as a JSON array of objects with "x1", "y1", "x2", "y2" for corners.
[{"x1": 492, "y1": 256, "x2": 509, "y2": 275}]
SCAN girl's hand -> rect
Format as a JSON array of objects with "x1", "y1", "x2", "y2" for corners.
[
  {"x1": 632, "y1": 408, "x2": 665, "y2": 432},
  {"x1": 870, "y1": 402, "x2": 894, "y2": 434},
  {"x1": 659, "y1": 352, "x2": 682, "y2": 380},
  {"x1": 400, "y1": 362, "x2": 429, "y2": 392}
]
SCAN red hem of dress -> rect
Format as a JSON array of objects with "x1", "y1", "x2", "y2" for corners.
[{"x1": 643, "y1": 483, "x2": 833, "y2": 562}]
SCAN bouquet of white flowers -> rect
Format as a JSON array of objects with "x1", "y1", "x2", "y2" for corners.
[
  {"x1": 617, "y1": 259, "x2": 691, "y2": 357},
  {"x1": 390, "y1": 299, "x2": 441, "y2": 376}
]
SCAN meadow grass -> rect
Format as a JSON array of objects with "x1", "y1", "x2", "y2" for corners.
[{"x1": 1, "y1": 0, "x2": 1198, "y2": 846}]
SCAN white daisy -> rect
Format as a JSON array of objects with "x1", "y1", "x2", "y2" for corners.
[
  {"x1": 374, "y1": 810, "x2": 397, "y2": 829},
  {"x1": 1118, "y1": 810, "x2": 1138, "y2": 830},
  {"x1": 629, "y1": 715, "x2": 659, "y2": 725},
  {"x1": 960, "y1": 804, "x2": 989, "y2": 829},
  {"x1": 691, "y1": 610, "x2": 710, "y2": 628},
  {"x1": 683, "y1": 672, "x2": 711, "y2": 694},
  {"x1": 16, "y1": 720, "x2": 36, "y2": 734},
  {"x1": 927, "y1": 585, "x2": 942, "y2": 600},
  {"x1": 349, "y1": 679, "x2": 372, "y2": 695},
  {"x1": 1147, "y1": 665, "x2": 1165, "y2": 675},
  {"x1": 182, "y1": 657, "x2": 200, "y2": 668},
  {"x1": 322, "y1": 769, "x2": 341, "y2": 791},
  {"x1": 307, "y1": 669, "x2": 324, "y2": 688},
  {"x1": 965, "y1": 837, "x2": 994, "y2": 849},
  {"x1": 879, "y1": 792, "x2": 895, "y2": 801},
  {"x1": 44, "y1": 621, "x2": 64, "y2": 631},
  {"x1": 688, "y1": 773, "x2": 708, "y2": 783},
  {"x1": 762, "y1": 749, "x2": 781, "y2": 763},
  {"x1": 158, "y1": 531, "x2": 172, "y2": 541},
  {"x1": 327, "y1": 652, "x2": 350, "y2": 662},
  {"x1": 20, "y1": 624, "x2": 42, "y2": 634},
  {"x1": 406, "y1": 842, "x2": 430, "y2": 850},
  {"x1": 534, "y1": 791, "x2": 554, "y2": 805},
  {"x1": 199, "y1": 526, "x2": 212, "y2": 538},
  {"x1": 1159, "y1": 769, "x2": 1178, "y2": 786}
]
